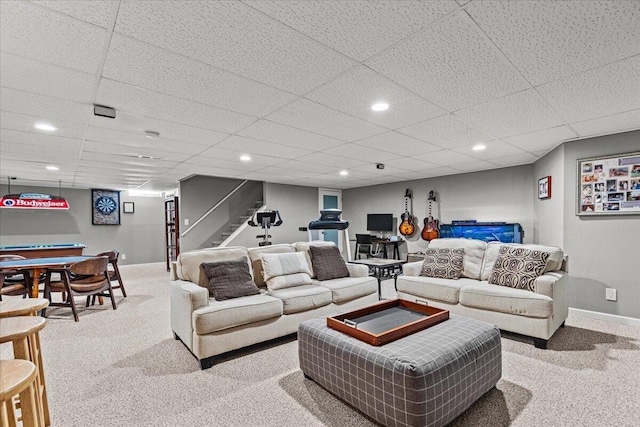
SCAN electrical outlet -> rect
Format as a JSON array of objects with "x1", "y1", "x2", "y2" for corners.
[
  {"x1": 121, "y1": 254, "x2": 126, "y2": 260},
  {"x1": 184, "y1": 218, "x2": 190, "y2": 226},
  {"x1": 605, "y1": 288, "x2": 617, "y2": 301}
]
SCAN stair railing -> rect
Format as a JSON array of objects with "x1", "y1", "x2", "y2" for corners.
[{"x1": 180, "y1": 180, "x2": 248, "y2": 238}]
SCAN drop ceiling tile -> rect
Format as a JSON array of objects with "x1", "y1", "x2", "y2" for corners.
[
  {"x1": 325, "y1": 144, "x2": 401, "y2": 163},
  {"x1": 350, "y1": 164, "x2": 408, "y2": 177},
  {"x1": 537, "y1": 57, "x2": 640, "y2": 124},
  {"x1": 79, "y1": 151, "x2": 179, "y2": 168},
  {"x1": 571, "y1": 110, "x2": 640, "y2": 138},
  {"x1": 237, "y1": 120, "x2": 344, "y2": 151},
  {"x1": 246, "y1": 1, "x2": 457, "y2": 62},
  {"x1": 366, "y1": 11, "x2": 529, "y2": 111},
  {"x1": 102, "y1": 34, "x2": 296, "y2": 117},
  {"x1": 215, "y1": 136, "x2": 312, "y2": 160},
  {"x1": 306, "y1": 66, "x2": 446, "y2": 129},
  {"x1": 0, "y1": 111, "x2": 86, "y2": 140},
  {"x1": 0, "y1": 150, "x2": 78, "y2": 165},
  {"x1": 467, "y1": 0, "x2": 640, "y2": 85},
  {"x1": 114, "y1": 1, "x2": 357, "y2": 94},
  {"x1": 78, "y1": 160, "x2": 167, "y2": 173},
  {"x1": 0, "y1": 1, "x2": 106, "y2": 73},
  {"x1": 456, "y1": 0, "x2": 471, "y2": 6},
  {"x1": 1, "y1": 129, "x2": 83, "y2": 151},
  {"x1": 503, "y1": 126, "x2": 578, "y2": 153},
  {"x1": 355, "y1": 131, "x2": 442, "y2": 155},
  {"x1": 451, "y1": 140, "x2": 527, "y2": 160},
  {"x1": 82, "y1": 140, "x2": 192, "y2": 162},
  {"x1": 182, "y1": 156, "x2": 263, "y2": 173},
  {"x1": 250, "y1": 166, "x2": 314, "y2": 178},
  {"x1": 381, "y1": 157, "x2": 441, "y2": 172},
  {"x1": 270, "y1": 160, "x2": 339, "y2": 175},
  {"x1": 96, "y1": 79, "x2": 253, "y2": 136},
  {"x1": 490, "y1": 153, "x2": 540, "y2": 167},
  {"x1": 452, "y1": 160, "x2": 499, "y2": 172},
  {"x1": 392, "y1": 170, "x2": 434, "y2": 180},
  {"x1": 1, "y1": 88, "x2": 90, "y2": 125},
  {"x1": 1, "y1": 53, "x2": 95, "y2": 104},
  {"x1": 31, "y1": 0, "x2": 114, "y2": 28},
  {"x1": 455, "y1": 89, "x2": 565, "y2": 138},
  {"x1": 294, "y1": 152, "x2": 368, "y2": 169},
  {"x1": 399, "y1": 115, "x2": 494, "y2": 148},
  {"x1": 265, "y1": 99, "x2": 387, "y2": 142},
  {"x1": 413, "y1": 149, "x2": 478, "y2": 166},
  {"x1": 196, "y1": 147, "x2": 284, "y2": 166}
]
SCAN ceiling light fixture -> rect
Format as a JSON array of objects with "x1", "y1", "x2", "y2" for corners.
[
  {"x1": 35, "y1": 123, "x2": 57, "y2": 131},
  {"x1": 145, "y1": 130, "x2": 160, "y2": 139},
  {"x1": 240, "y1": 155, "x2": 251, "y2": 162},
  {"x1": 46, "y1": 165, "x2": 59, "y2": 171},
  {"x1": 340, "y1": 170, "x2": 349, "y2": 176},
  {"x1": 472, "y1": 144, "x2": 486, "y2": 151},
  {"x1": 371, "y1": 102, "x2": 389, "y2": 112}
]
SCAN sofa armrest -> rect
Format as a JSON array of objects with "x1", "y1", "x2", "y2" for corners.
[
  {"x1": 534, "y1": 271, "x2": 568, "y2": 331},
  {"x1": 170, "y1": 280, "x2": 209, "y2": 350},
  {"x1": 533, "y1": 271, "x2": 565, "y2": 299},
  {"x1": 347, "y1": 263, "x2": 370, "y2": 277},
  {"x1": 402, "y1": 261, "x2": 423, "y2": 277}
]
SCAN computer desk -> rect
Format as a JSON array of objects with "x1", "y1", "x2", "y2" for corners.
[{"x1": 371, "y1": 238, "x2": 402, "y2": 260}]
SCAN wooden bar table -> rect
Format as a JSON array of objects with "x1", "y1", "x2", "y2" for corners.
[{"x1": 0, "y1": 298, "x2": 49, "y2": 318}]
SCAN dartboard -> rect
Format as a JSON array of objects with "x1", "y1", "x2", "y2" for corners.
[{"x1": 95, "y1": 196, "x2": 117, "y2": 215}]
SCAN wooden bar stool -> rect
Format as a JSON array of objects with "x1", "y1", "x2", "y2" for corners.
[
  {"x1": 0, "y1": 359, "x2": 43, "y2": 427},
  {"x1": 0, "y1": 317, "x2": 49, "y2": 426},
  {"x1": 0, "y1": 298, "x2": 49, "y2": 318}
]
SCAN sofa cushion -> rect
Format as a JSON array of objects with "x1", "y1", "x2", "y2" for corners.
[
  {"x1": 176, "y1": 247, "x2": 249, "y2": 288},
  {"x1": 268, "y1": 285, "x2": 332, "y2": 314},
  {"x1": 419, "y1": 248, "x2": 465, "y2": 279},
  {"x1": 315, "y1": 276, "x2": 377, "y2": 303},
  {"x1": 261, "y1": 251, "x2": 312, "y2": 280},
  {"x1": 428, "y1": 239, "x2": 487, "y2": 280},
  {"x1": 193, "y1": 293, "x2": 283, "y2": 334},
  {"x1": 248, "y1": 244, "x2": 296, "y2": 287},
  {"x1": 481, "y1": 242, "x2": 564, "y2": 280},
  {"x1": 489, "y1": 246, "x2": 550, "y2": 292},
  {"x1": 266, "y1": 272, "x2": 313, "y2": 291},
  {"x1": 294, "y1": 241, "x2": 335, "y2": 278},
  {"x1": 459, "y1": 282, "x2": 553, "y2": 318},
  {"x1": 310, "y1": 245, "x2": 350, "y2": 281},
  {"x1": 201, "y1": 258, "x2": 260, "y2": 301},
  {"x1": 396, "y1": 276, "x2": 479, "y2": 304}
]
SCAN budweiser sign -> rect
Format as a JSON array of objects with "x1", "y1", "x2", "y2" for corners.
[{"x1": 0, "y1": 193, "x2": 69, "y2": 209}]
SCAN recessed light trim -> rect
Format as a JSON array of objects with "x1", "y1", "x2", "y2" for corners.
[
  {"x1": 371, "y1": 102, "x2": 389, "y2": 112},
  {"x1": 240, "y1": 155, "x2": 251, "y2": 162},
  {"x1": 35, "y1": 123, "x2": 57, "y2": 131},
  {"x1": 339, "y1": 170, "x2": 349, "y2": 176},
  {"x1": 145, "y1": 130, "x2": 160, "y2": 138},
  {"x1": 472, "y1": 144, "x2": 486, "y2": 151},
  {"x1": 46, "y1": 165, "x2": 59, "y2": 171}
]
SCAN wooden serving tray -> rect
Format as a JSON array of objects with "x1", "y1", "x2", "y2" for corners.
[{"x1": 327, "y1": 299, "x2": 449, "y2": 346}]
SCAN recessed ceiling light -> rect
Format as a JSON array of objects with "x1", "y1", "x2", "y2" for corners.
[
  {"x1": 371, "y1": 102, "x2": 389, "y2": 112},
  {"x1": 35, "y1": 123, "x2": 57, "y2": 131},
  {"x1": 339, "y1": 170, "x2": 349, "y2": 176},
  {"x1": 145, "y1": 130, "x2": 160, "y2": 138},
  {"x1": 472, "y1": 144, "x2": 486, "y2": 151},
  {"x1": 240, "y1": 155, "x2": 251, "y2": 162},
  {"x1": 46, "y1": 165, "x2": 59, "y2": 171}
]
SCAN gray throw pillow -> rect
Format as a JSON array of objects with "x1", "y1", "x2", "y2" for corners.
[
  {"x1": 309, "y1": 245, "x2": 350, "y2": 281},
  {"x1": 489, "y1": 246, "x2": 549, "y2": 292},
  {"x1": 419, "y1": 248, "x2": 465, "y2": 279},
  {"x1": 201, "y1": 258, "x2": 260, "y2": 301}
]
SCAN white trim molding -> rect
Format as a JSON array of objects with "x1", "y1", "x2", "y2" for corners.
[{"x1": 569, "y1": 308, "x2": 640, "y2": 327}]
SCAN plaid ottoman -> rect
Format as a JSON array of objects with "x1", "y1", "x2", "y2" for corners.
[{"x1": 298, "y1": 315, "x2": 501, "y2": 427}]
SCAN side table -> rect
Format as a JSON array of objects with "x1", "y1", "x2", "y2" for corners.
[{"x1": 349, "y1": 258, "x2": 405, "y2": 299}]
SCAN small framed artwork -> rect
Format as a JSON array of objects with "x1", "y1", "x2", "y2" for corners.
[
  {"x1": 92, "y1": 189, "x2": 120, "y2": 225},
  {"x1": 538, "y1": 176, "x2": 551, "y2": 200},
  {"x1": 123, "y1": 202, "x2": 135, "y2": 214}
]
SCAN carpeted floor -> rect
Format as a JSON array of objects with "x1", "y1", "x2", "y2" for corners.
[{"x1": 2, "y1": 262, "x2": 638, "y2": 426}]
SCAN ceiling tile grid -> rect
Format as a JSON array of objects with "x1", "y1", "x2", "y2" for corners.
[
  {"x1": 571, "y1": 109, "x2": 640, "y2": 139},
  {"x1": 237, "y1": 120, "x2": 344, "y2": 151},
  {"x1": 355, "y1": 131, "x2": 442, "y2": 156},
  {"x1": 0, "y1": 111, "x2": 86, "y2": 140},
  {"x1": 29, "y1": 0, "x2": 115, "y2": 28},
  {"x1": 0, "y1": 88, "x2": 91, "y2": 125},
  {"x1": 215, "y1": 135, "x2": 312, "y2": 160},
  {"x1": 399, "y1": 114, "x2": 495, "y2": 149},
  {"x1": 503, "y1": 125, "x2": 578, "y2": 153}
]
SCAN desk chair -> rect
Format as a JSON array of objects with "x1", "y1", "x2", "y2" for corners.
[
  {"x1": 96, "y1": 251, "x2": 126, "y2": 297},
  {"x1": 355, "y1": 234, "x2": 375, "y2": 259}
]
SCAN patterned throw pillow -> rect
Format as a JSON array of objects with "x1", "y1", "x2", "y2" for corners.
[
  {"x1": 489, "y1": 246, "x2": 549, "y2": 291},
  {"x1": 309, "y1": 245, "x2": 350, "y2": 281},
  {"x1": 201, "y1": 258, "x2": 260, "y2": 301},
  {"x1": 419, "y1": 248, "x2": 465, "y2": 279}
]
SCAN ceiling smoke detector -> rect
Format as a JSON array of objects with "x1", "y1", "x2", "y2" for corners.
[
  {"x1": 376, "y1": 163, "x2": 385, "y2": 170},
  {"x1": 145, "y1": 131, "x2": 160, "y2": 139}
]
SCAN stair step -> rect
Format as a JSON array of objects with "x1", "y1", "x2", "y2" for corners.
[
  {"x1": 239, "y1": 216, "x2": 251, "y2": 222},
  {"x1": 230, "y1": 223, "x2": 242, "y2": 228},
  {"x1": 221, "y1": 232, "x2": 232, "y2": 238},
  {"x1": 247, "y1": 208, "x2": 259, "y2": 214},
  {"x1": 211, "y1": 241, "x2": 222, "y2": 247},
  {"x1": 255, "y1": 201, "x2": 264, "y2": 207}
]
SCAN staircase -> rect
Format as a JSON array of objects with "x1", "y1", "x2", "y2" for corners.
[{"x1": 211, "y1": 200, "x2": 264, "y2": 247}]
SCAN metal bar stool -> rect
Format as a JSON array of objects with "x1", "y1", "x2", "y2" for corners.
[
  {"x1": 0, "y1": 359, "x2": 43, "y2": 427},
  {"x1": 0, "y1": 298, "x2": 49, "y2": 318},
  {"x1": 0, "y1": 317, "x2": 49, "y2": 426}
]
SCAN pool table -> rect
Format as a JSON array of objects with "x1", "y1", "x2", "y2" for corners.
[{"x1": 0, "y1": 243, "x2": 86, "y2": 259}]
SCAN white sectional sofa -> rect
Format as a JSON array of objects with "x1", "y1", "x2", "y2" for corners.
[
  {"x1": 397, "y1": 238, "x2": 568, "y2": 348},
  {"x1": 170, "y1": 242, "x2": 378, "y2": 368}
]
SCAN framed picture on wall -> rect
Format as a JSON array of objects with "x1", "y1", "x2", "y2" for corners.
[
  {"x1": 538, "y1": 176, "x2": 551, "y2": 199},
  {"x1": 576, "y1": 151, "x2": 640, "y2": 216},
  {"x1": 123, "y1": 202, "x2": 135, "y2": 213},
  {"x1": 92, "y1": 189, "x2": 121, "y2": 225}
]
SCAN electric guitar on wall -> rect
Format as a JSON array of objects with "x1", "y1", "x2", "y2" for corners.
[
  {"x1": 421, "y1": 191, "x2": 440, "y2": 241},
  {"x1": 399, "y1": 189, "x2": 418, "y2": 237}
]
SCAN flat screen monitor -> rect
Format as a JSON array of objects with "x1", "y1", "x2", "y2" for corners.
[{"x1": 367, "y1": 213, "x2": 393, "y2": 232}]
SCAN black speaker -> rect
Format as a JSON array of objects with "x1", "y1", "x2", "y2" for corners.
[{"x1": 94, "y1": 105, "x2": 116, "y2": 119}]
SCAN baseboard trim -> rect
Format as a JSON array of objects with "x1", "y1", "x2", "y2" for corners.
[{"x1": 569, "y1": 308, "x2": 640, "y2": 327}]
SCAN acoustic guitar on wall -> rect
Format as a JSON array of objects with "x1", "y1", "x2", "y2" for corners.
[
  {"x1": 399, "y1": 189, "x2": 418, "y2": 237},
  {"x1": 421, "y1": 191, "x2": 440, "y2": 241}
]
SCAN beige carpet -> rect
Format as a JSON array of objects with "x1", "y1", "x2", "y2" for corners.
[{"x1": 2, "y1": 263, "x2": 639, "y2": 426}]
